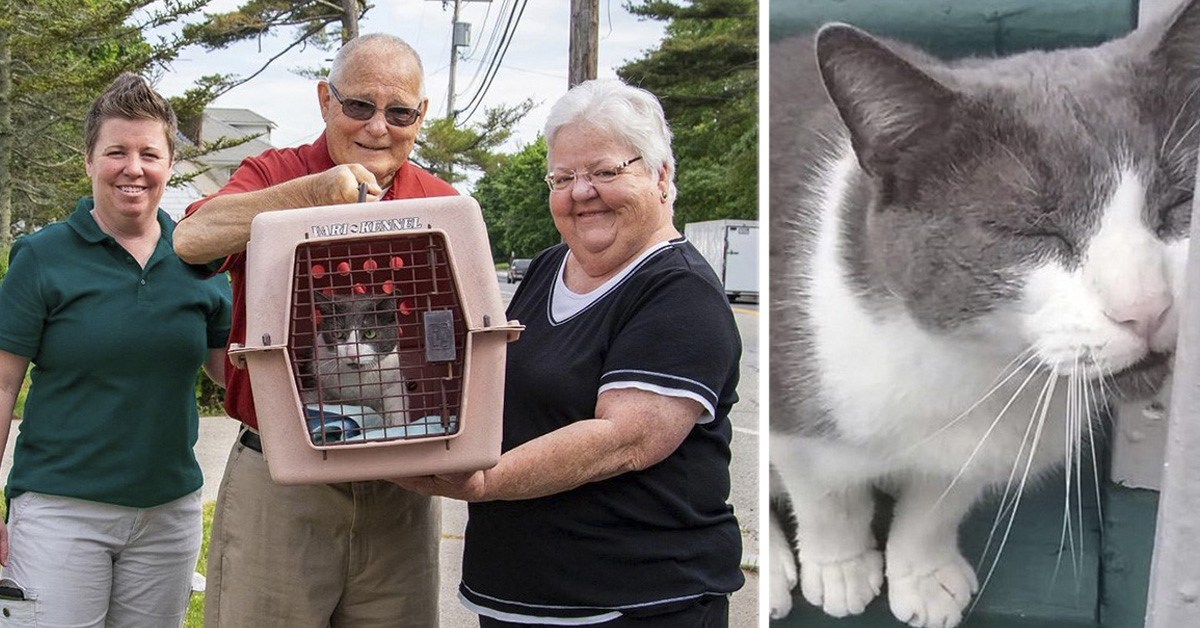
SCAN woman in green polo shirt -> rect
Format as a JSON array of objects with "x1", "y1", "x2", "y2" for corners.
[{"x1": 0, "y1": 73, "x2": 232, "y2": 627}]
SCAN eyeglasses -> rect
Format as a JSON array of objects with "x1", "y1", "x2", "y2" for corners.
[
  {"x1": 544, "y1": 156, "x2": 643, "y2": 191},
  {"x1": 328, "y1": 83, "x2": 423, "y2": 128}
]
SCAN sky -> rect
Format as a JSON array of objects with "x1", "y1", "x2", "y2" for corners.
[{"x1": 155, "y1": 0, "x2": 668, "y2": 153}]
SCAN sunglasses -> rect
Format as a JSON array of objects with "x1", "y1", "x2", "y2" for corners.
[{"x1": 328, "y1": 83, "x2": 423, "y2": 128}]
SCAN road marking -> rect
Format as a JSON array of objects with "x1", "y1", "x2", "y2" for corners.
[
  {"x1": 732, "y1": 307, "x2": 758, "y2": 315},
  {"x1": 733, "y1": 425, "x2": 758, "y2": 436}
]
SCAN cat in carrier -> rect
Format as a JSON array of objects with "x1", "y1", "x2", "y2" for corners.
[{"x1": 305, "y1": 291, "x2": 410, "y2": 431}]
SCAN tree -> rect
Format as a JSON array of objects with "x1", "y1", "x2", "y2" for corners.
[
  {"x1": 472, "y1": 137, "x2": 555, "y2": 260},
  {"x1": 179, "y1": 0, "x2": 369, "y2": 107},
  {"x1": 414, "y1": 99, "x2": 536, "y2": 184},
  {"x1": 618, "y1": 0, "x2": 758, "y2": 228},
  {"x1": 0, "y1": 0, "x2": 210, "y2": 256}
]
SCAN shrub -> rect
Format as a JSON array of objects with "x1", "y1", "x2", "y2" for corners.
[{"x1": 195, "y1": 370, "x2": 225, "y2": 416}]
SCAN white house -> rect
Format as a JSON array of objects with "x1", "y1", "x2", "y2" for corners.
[{"x1": 163, "y1": 108, "x2": 276, "y2": 221}]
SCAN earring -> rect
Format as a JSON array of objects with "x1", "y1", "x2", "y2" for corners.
[{"x1": 660, "y1": 190, "x2": 669, "y2": 200}]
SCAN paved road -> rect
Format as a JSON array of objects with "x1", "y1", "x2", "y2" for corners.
[{"x1": 2, "y1": 275, "x2": 761, "y2": 627}]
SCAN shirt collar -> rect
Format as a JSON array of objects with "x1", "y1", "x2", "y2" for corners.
[{"x1": 65, "y1": 196, "x2": 175, "y2": 245}]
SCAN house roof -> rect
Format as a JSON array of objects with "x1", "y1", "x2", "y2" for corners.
[
  {"x1": 200, "y1": 113, "x2": 274, "y2": 166},
  {"x1": 205, "y1": 107, "x2": 277, "y2": 128}
]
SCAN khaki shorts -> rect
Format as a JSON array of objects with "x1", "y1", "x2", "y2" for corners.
[
  {"x1": 204, "y1": 433, "x2": 440, "y2": 628},
  {"x1": 2, "y1": 490, "x2": 202, "y2": 628}
]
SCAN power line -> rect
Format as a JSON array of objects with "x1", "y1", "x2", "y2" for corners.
[
  {"x1": 457, "y1": 0, "x2": 528, "y2": 124},
  {"x1": 458, "y1": 0, "x2": 512, "y2": 97}
]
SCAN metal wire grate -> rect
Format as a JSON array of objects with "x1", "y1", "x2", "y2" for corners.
[{"x1": 287, "y1": 233, "x2": 467, "y2": 447}]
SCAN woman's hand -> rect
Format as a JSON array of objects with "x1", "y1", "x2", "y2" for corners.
[
  {"x1": 0, "y1": 519, "x2": 8, "y2": 567},
  {"x1": 391, "y1": 470, "x2": 489, "y2": 502}
]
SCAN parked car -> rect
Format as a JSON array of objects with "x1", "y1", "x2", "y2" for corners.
[{"x1": 507, "y1": 258, "x2": 532, "y2": 283}]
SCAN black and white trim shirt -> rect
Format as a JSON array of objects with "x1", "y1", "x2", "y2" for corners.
[{"x1": 461, "y1": 238, "x2": 743, "y2": 624}]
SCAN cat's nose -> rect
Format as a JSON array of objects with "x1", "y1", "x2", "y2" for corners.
[{"x1": 1104, "y1": 292, "x2": 1172, "y2": 339}]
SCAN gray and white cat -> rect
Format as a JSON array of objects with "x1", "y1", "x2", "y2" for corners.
[
  {"x1": 769, "y1": 2, "x2": 1200, "y2": 626},
  {"x1": 307, "y1": 292, "x2": 409, "y2": 427}
]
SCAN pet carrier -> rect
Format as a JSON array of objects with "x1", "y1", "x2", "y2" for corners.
[{"x1": 228, "y1": 195, "x2": 522, "y2": 484}]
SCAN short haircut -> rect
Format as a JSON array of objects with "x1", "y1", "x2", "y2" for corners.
[
  {"x1": 83, "y1": 73, "x2": 178, "y2": 160},
  {"x1": 329, "y1": 33, "x2": 427, "y2": 101},
  {"x1": 543, "y1": 79, "x2": 676, "y2": 193}
]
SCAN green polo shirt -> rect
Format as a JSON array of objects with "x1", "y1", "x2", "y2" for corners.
[{"x1": 0, "y1": 198, "x2": 232, "y2": 508}]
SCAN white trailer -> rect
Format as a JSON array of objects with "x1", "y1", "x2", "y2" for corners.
[{"x1": 683, "y1": 219, "x2": 759, "y2": 302}]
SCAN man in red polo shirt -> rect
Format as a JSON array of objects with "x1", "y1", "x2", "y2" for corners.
[{"x1": 174, "y1": 34, "x2": 456, "y2": 628}]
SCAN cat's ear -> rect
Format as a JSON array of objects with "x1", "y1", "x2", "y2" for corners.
[
  {"x1": 375, "y1": 296, "x2": 398, "y2": 315},
  {"x1": 815, "y1": 24, "x2": 956, "y2": 177},
  {"x1": 314, "y1": 290, "x2": 334, "y2": 316},
  {"x1": 1151, "y1": 0, "x2": 1200, "y2": 87}
]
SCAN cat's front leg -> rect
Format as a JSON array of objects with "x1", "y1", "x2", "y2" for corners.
[
  {"x1": 381, "y1": 392, "x2": 409, "y2": 426},
  {"x1": 774, "y1": 439, "x2": 883, "y2": 618},
  {"x1": 768, "y1": 507, "x2": 799, "y2": 619},
  {"x1": 885, "y1": 476, "x2": 982, "y2": 628}
]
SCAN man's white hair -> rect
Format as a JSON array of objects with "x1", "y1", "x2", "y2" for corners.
[{"x1": 329, "y1": 33, "x2": 427, "y2": 101}]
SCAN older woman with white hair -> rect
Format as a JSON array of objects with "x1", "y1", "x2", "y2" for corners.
[{"x1": 395, "y1": 78, "x2": 744, "y2": 627}]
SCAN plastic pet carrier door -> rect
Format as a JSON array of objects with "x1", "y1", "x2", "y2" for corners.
[{"x1": 229, "y1": 196, "x2": 522, "y2": 484}]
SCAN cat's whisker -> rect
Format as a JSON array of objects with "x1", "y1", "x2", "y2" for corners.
[
  {"x1": 1083, "y1": 363, "x2": 1105, "y2": 527},
  {"x1": 929, "y1": 359, "x2": 1045, "y2": 514},
  {"x1": 1167, "y1": 115, "x2": 1200, "y2": 165},
  {"x1": 900, "y1": 348, "x2": 1041, "y2": 461},
  {"x1": 1075, "y1": 362, "x2": 1094, "y2": 585},
  {"x1": 977, "y1": 367, "x2": 1056, "y2": 570},
  {"x1": 973, "y1": 372, "x2": 1059, "y2": 616},
  {"x1": 996, "y1": 142, "x2": 1037, "y2": 189},
  {"x1": 1160, "y1": 82, "x2": 1200, "y2": 158},
  {"x1": 1053, "y1": 360, "x2": 1081, "y2": 589}
]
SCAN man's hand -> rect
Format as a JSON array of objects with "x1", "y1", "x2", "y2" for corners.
[
  {"x1": 308, "y1": 164, "x2": 383, "y2": 207},
  {"x1": 391, "y1": 470, "x2": 488, "y2": 502}
]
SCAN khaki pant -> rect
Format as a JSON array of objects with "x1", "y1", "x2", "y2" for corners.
[{"x1": 203, "y1": 435, "x2": 440, "y2": 628}]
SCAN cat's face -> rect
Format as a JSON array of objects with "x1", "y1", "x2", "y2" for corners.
[
  {"x1": 314, "y1": 293, "x2": 400, "y2": 367},
  {"x1": 818, "y1": 8, "x2": 1200, "y2": 397}
]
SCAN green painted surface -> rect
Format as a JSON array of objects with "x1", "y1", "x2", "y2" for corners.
[
  {"x1": 773, "y1": 469, "x2": 1102, "y2": 627},
  {"x1": 772, "y1": 476, "x2": 1159, "y2": 627},
  {"x1": 768, "y1": 0, "x2": 1137, "y2": 57},
  {"x1": 1099, "y1": 485, "x2": 1158, "y2": 628}
]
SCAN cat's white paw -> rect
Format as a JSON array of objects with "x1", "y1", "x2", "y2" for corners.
[
  {"x1": 886, "y1": 553, "x2": 979, "y2": 628},
  {"x1": 798, "y1": 549, "x2": 884, "y2": 617},
  {"x1": 768, "y1": 515, "x2": 798, "y2": 619}
]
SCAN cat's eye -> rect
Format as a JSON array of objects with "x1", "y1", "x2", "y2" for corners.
[
  {"x1": 982, "y1": 220, "x2": 1074, "y2": 254},
  {"x1": 363, "y1": 329, "x2": 377, "y2": 340},
  {"x1": 1026, "y1": 230, "x2": 1073, "y2": 252},
  {"x1": 1158, "y1": 196, "x2": 1193, "y2": 238},
  {"x1": 334, "y1": 331, "x2": 348, "y2": 341}
]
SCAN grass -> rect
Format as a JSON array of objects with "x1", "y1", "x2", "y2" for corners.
[{"x1": 184, "y1": 501, "x2": 216, "y2": 628}]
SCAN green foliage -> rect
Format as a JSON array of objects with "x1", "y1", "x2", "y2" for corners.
[
  {"x1": 414, "y1": 99, "x2": 537, "y2": 185},
  {"x1": 473, "y1": 137, "x2": 557, "y2": 260},
  {"x1": 619, "y1": 0, "x2": 759, "y2": 227},
  {"x1": 195, "y1": 370, "x2": 225, "y2": 416},
  {"x1": 184, "y1": 0, "x2": 367, "y2": 50},
  {"x1": 180, "y1": 0, "x2": 369, "y2": 99},
  {"x1": 0, "y1": 0, "x2": 212, "y2": 256}
]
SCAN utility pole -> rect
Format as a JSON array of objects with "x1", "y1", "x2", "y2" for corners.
[
  {"x1": 569, "y1": 0, "x2": 599, "y2": 88},
  {"x1": 428, "y1": 0, "x2": 488, "y2": 120},
  {"x1": 448, "y1": 0, "x2": 462, "y2": 117}
]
